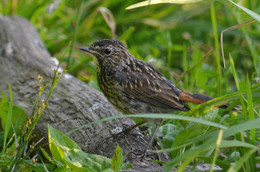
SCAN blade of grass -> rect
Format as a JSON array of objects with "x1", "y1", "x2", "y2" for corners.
[
  {"x1": 229, "y1": 54, "x2": 248, "y2": 119},
  {"x1": 0, "y1": 91, "x2": 7, "y2": 107},
  {"x1": 67, "y1": 113, "x2": 228, "y2": 135},
  {"x1": 125, "y1": 0, "x2": 207, "y2": 10},
  {"x1": 246, "y1": 75, "x2": 255, "y2": 144},
  {"x1": 239, "y1": 22, "x2": 259, "y2": 76},
  {"x1": 210, "y1": 129, "x2": 223, "y2": 172},
  {"x1": 182, "y1": 44, "x2": 189, "y2": 89},
  {"x1": 229, "y1": 54, "x2": 240, "y2": 90},
  {"x1": 67, "y1": 0, "x2": 84, "y2": 70},
  {"x1": 211, "y1": 1, "x2": 222, "y2": 96},
  {"x1": 220, "y1": 20, "x2": 255, "y2": 68},
  {"x1": 223, "y1": 118, "x2": 260, "y2": 139},
  {"x1": 98, "y1": 7, "x2": 116, "y2": 39},
  {"x1": 220, "y1": 140, "x2": 259, "y2": 149},
  {"x1": 228, "y1": 0, "x2": 260, "y2": 22},
  {"x1": 2, "y1": 83, "x2": 13, "y2": 153},
  {"x1": 166, "y1": 31, "x2": 173, "y2": 69},
  {"x1": 227, "y1": 148, "x2": 257, "y2": 172},
  {"x1": 231, "y1": 0, "x2": 260, "y2": 75},
  {"x1": 118, "y1": 26, "x2": 135, "y2": 41},
  {"x1": 175, "y1": 48, "x2": 213, "y2": 84}
]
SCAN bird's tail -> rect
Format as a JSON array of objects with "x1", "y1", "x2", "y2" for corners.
[{"x1": 179, "y1": 91, "x2": 240, "y2": 111}]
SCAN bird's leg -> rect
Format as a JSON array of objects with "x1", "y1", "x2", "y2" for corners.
[
  {"x1": 122, "y1": 121, "x2": 146, "y2": 134},
  {"x1": 110, "y1": 121, "x2": 146, "y2": 140},
  {"x1": 94, "y1": 121, "x2": 146, "y2": 149},
  {"x1": 99, "y1": 121, "x2": 146, "y2": 143},
  {"x1": 139, "y1": 119, "x2": 162, "y2": 159}
]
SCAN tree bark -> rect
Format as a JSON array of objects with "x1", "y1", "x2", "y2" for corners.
[{"x1": 0, "y1": 15, "x2": 166, "y2": 171}]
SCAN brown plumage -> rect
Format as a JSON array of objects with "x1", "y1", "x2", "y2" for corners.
[{"x1": 79, "y1": 39, "x2": 235, "y2": 157}]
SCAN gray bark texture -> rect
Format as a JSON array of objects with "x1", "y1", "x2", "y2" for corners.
[{"x1": 0, "y1": 15, "x2": 166, "y2": 171}]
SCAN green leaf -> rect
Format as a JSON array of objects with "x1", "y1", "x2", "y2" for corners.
[
  {"x1": 228, "y1": 0, "x2": 260, "y2": 22},
  {"x1": 126, "y1": 0, "x2": 208, "y2": 10},
  {"x1": 0, "y1": 102, "x2": 9, "y2": 130},
  {"x1": 48, "y1": 127, "x2": 65, "y2": 163},
  {"x1": 111, "y1": 145, "x2": 123, "y2": 172},
  {"x1": 0, "y1": 91, "x2": 7, "y2": 107},
  {"x1": 40, "y1": 147, "x2": 56, "y2": 165},
  {"x1": 220, "y1": 140, "x2": 259, "y2": 150},
  {"x1": 29, "y1": 161, "x2": 56, "y2": 172},
  {"x1": 0, "y1": 103, "x2": 27, "y2": 137},
  {"x1": 126, "y1": 113, "x2": 228, "y2": 129},
  {"x1": 49, "y1": 125, "x2": 81, "y2": 150},
  {"x1": 48, "y1": 125, "x2": 112, "y2": 171},
  {"x1": 120, "y1": 162, "x2": 133, "y2": 170},
  {"x1": 157, "y1": 123, "x2": 184, "y2": 149},
  {"x1": 223, "y1": 118, "x2": 260, "y2": 138},
  {"x1": 48, "y1": 124, "x2": 82, "y2": 162},
  {"x1": 195, "y1": 67, "x2": 207, "y2": 88},
  {"x1": 1, "y1": 84, "x2": 14, "y2": 151},
  {"x1": 64, "y1": 149, "x2": 110, "y2": 172}
]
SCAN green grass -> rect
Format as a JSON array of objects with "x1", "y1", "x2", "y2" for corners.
[{"x1": 0, "y1": 0, "x2": 260, "y2": 171}]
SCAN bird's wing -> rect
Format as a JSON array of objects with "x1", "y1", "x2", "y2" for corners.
[{"x1": 115, "y1": 60, "x2": 189, "y2": 111}]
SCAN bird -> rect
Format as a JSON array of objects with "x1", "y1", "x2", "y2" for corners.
[{"x1": 79, "y1": 39, "x2": 237, "y2": 157}]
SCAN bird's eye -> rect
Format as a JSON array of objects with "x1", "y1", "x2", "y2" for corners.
[{"x1": 104, "y1": 48, "x2": 111, "y2": 55}]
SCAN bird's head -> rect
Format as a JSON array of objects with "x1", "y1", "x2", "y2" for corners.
[{"x1": 80, "y1": 39, "x2": 132, "y2": 69}]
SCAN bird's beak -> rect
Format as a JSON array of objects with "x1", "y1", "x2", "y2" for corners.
[{"x1": 79, "y1": 47, "x2": 100, "y2": 56}]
